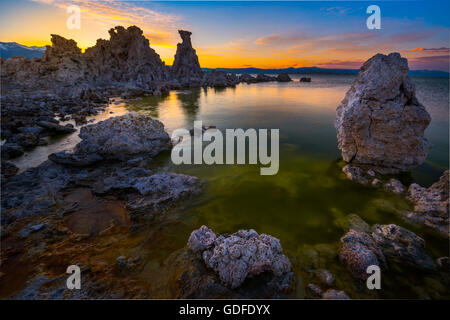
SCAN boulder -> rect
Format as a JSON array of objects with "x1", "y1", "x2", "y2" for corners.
[
  {"x1": 75, "y1": 113, "x2": 171, "y2": 160},
  {"x1": 256, "y1": 74, "x2": 276, "y2": 82},
  {"x1": 339, "y1": 230, "x2": 386, "y2": 279},
  {"x1": 1, "y1": 143, "x2": 24, "y2": 160},
  {"x1": 188, "y1": 226, "x2": 292, "y2": 289},
  {"x1": 300, "y1": 77, "x2": 311, "y2": 82},
  {"x1": 276, "y1": 73, "x2": 292, "y2": 82},
  {"x1": 406, "y1": 171, "x2": 449, "y2": 237},
  {"x1": 372, "y1": 224, "x2": 436, "y2": 271},
  {"x1": 335, "y1": 53, "x2": 431, "y2": 174}
]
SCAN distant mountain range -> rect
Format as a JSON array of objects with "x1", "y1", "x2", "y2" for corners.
[
  {"x1": 1, "y1": 42, "x2": 447, "y2": 78},
  {"x1": 0, "y1": 42, "x2": 46, "y2": 59},
  {"x1": 204, "y1": 67, "x2": 449, "y2": 78}
]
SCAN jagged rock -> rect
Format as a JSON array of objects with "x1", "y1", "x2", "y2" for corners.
[
  {"x1": 239, "y1": 74, "x2": 257, "y2": 83},
  {"x1": 256, "y1": 74, "x2": 276, "y2": 82},
  {"x1": 339, "y1": 229, "x2": 386, "y2": 279},
  {"x1": 384, "y1": 178, "x2": 405, "y2": 195},
  {"x1": 1, "y1": 143, "x2": 24, "y2": 160},
  {"x1": 335, "y1": 53, "x2": 431, "y2": 174},
  {"x1": 342, "y1": 164, "x2": 370, "y2": 185},
  {"x1": 300, "y1": 77, "x2": 311, "y2": 82},
  {"x1": 276, "y1": 73, "x2": 292, "y2": 82},
  {"x1": 75, "y1": 113, "x2": 171, "y2": 160},
  {"x1": 1, "y1": 161, "x2": 19, "y2": 181},
  {"x1": 48, "y1": 152, "x2": 103, "y2": 167},
  {"x1": 172, "y1": 30, "x2": 203, "y2": 81},
  {"x1": 371, "y1": 224, "x2": 436, "y2": 271},
  {"x1": 36, "y1": 121, "x2": 76, "y2": 134},
  {"x1": 203, "y1": 70, "x2": 239, "y2": 87},
  {"x1": 322, "y1": 289, "x2": 350, "y2": 299},
  {"x1": 188, "y1": 225, "x2": 217, "y2": 252},
  {"x1": 188, "y1": 226, "x2": 292, "y2": 289},
  {"x1": 406, "y1": 171, "x2": 449, "y2": 237},
  {"x1": 85, "y1": 26, "x2": 168, "y2": 86}
]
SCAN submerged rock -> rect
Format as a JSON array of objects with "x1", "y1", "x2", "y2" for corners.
[
  {"x1": 335, "y1": 52, "x2": 431, "y2": 174},
  {"x1": 342, "y1": 164, "x2": 370, "y2": 185},
  {"x1": 188, "y1": 226, "x2": 292, "y2": 289},
  {"x1": 76, "y1": 113, "x2": 171, "y2": 160}
]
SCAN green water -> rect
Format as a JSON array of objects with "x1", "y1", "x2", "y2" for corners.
[{"x1": 127, "y1": 74, "x2": 449, "y2": 298}]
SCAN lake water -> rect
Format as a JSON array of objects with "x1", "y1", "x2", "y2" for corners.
[{"x1": 11, "y1": 74, "x2": 450, "y2": 298}]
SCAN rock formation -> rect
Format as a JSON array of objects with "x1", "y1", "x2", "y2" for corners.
[
  {"x1": 276, "y1": 73, "x2": 292, "y2": 82},
  {"x1": 339, "y1": 218, "x2": 437, "y2": 280},
  {"x1": 84, "y1": 26, "x2": 169, "y2": 86},
  {"x1": 75, "y1": 112, "x2": 171, "y2": 160},
  {"x1": 171, "y1": 30, "x2": 204, "y2": 82},
  {"x1": 335, "y1": 52, "x2": 431, "y2": 174},
  {"x1": 188, "y1": 226, "x2": 292, "y2": 289},
  {"x1": 406, "y1": 170, "x2": 449, "y2": 237}
]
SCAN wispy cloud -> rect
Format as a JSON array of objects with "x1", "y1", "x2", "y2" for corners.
[
  {"x1": 31, "y1": 0, "x2": 181, "y2": 46},
  {"x1": 410, "y1": 47, "x2": 449, "y2": 53}
]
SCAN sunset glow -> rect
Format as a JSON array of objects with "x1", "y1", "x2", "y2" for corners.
[{"x1": 1, "y1": 0, "x2": 449, "y2": 70}]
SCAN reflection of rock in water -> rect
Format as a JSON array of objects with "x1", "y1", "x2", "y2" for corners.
[{"x1": 176, "y1": 88, "x2": 201, "y2": 123}]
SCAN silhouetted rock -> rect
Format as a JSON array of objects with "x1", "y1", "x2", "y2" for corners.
[
  {"x1": 203, "y1": 70, "x2": 239, "y2": 87},
  {"x1": 336, "y1": 53, "x2": 431, "y2": 174},
  {"x1": 276, "y1": 73, "x2": 292, "y2": 82},
  {"x1": 172, "y1": 30, "x2": 203, "y2": 82},
  {"x1": 239, "y1": 73, "x2": 257, "y2": 83},
  {"x1": 300, "y1": 77, "x2": 311, "y2": 82}
]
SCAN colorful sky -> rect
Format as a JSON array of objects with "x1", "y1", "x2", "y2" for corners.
[{"x1": 0, "y1": 0, "x2": 449, "y2": 70}]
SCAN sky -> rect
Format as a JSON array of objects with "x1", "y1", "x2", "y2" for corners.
[{"x1": 0, "y1": 0, "x2": 449, "y2": 71}]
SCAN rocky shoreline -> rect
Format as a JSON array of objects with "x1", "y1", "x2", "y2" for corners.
[{"x1": 1, "y1": 26, "x2": 294, "y2": 178}]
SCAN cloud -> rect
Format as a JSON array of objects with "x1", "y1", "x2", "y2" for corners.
[
  {"x1": 31, "y1": 0, "x2": 181, "y2": 45},
  {"x1": 410, "y1": 47, "x2": 449, "y2": 53},
  {"x1": 325, "y1": 7, "x2": 352, "y2": 15},
  {"x1": 255, "y1": 33, "x2": 309, "y2": 47}
]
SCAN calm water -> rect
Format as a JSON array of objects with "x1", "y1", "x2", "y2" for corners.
[{"x1": 12, "y1": 74, "x2": 450, "y2": 298}]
